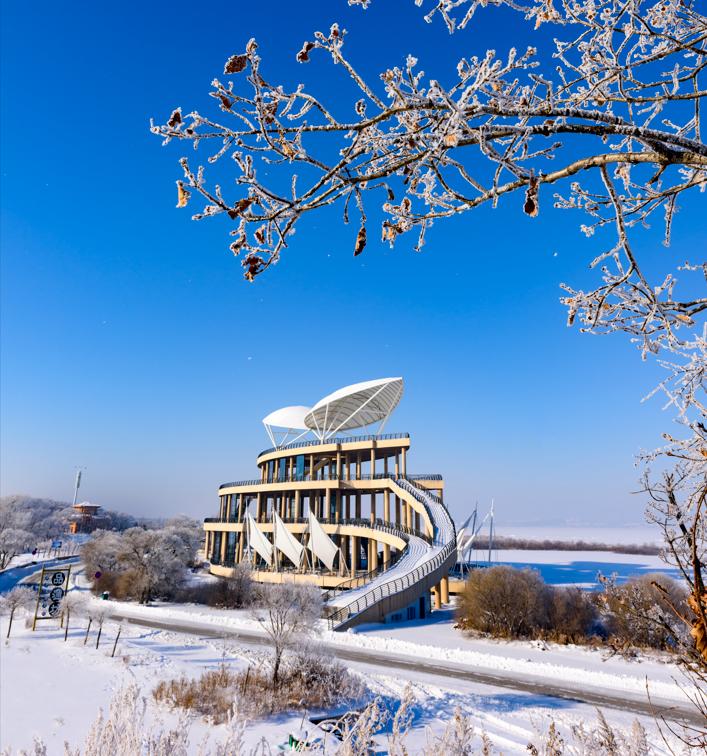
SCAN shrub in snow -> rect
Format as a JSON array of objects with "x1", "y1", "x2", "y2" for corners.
[
  {"x1": 0, "y1": 587, "x2": 35, "y2": 638},
  {"x1": 249, "y1": 581, "x2": 322, "y2": 683},
  {"x1": 456, "y1": 565, "x2": 552, "y2": 639},
  {"x1": 152, "y1": 642, "x2": 365, "y2": 722},
  {"x1": 174, "y1": 564, "x2": 254, "y2": 608},
  {"x1": 547, "y1": 585, "x2": 598, "y2": 645},
  {"x1": 598, "y1": 572, "x2": 690, "y2": 656}
]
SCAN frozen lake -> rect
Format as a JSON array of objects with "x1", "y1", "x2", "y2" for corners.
[{"x1": 462, "y1": 548, "x2": 676, "y2": 587}]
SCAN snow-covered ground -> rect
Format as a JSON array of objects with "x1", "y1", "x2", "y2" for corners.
[
  {"x1": 0, "y1": 549, "x2": 692, "y2": 755},
  {"x1": 0, "y1": 605, "x2": 693, "y2": 756}
]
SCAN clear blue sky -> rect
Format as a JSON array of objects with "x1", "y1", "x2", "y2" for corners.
[{"x1": 2, "y1": 0, "x2": 703, "y2": 527}]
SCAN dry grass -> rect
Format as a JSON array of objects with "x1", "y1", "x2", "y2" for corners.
[{"x1": 151, "y1": 643, "x2": 366, "y2": 723}]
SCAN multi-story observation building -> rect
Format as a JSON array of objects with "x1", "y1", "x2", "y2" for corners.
[{"x1": 204, "y1": 378, "x2": 457, "y2": 631}]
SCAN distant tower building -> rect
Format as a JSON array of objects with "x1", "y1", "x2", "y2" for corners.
[{"x1": 69, "y1": 502, "x2": 107, "y2": 534}]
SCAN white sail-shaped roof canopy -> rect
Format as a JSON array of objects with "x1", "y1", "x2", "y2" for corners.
[
  {"x1": 262, "y1": 406, "x2": 313, "y2": 448},
  {"x1": 246, "y1": 512, "x2": 273, "y2": 567},
  {"x1": 273, "y1": 511, "x2": 304, "y2": 568},
  {"x1": 306, "y1": 512, "x2": 339, "y2": 572},
  {"x1": 304, "y1": 378, "x2": 403, "y2": 441}
]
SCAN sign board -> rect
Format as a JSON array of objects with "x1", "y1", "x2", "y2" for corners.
[
  {"x1": 32, "y1": 565, "x2": 72, "y2": 630},
  {"x1": 51, "y1": 541, "x2": 62, "y2": 549}
]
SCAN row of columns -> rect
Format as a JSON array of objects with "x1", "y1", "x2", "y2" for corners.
[
  {"x1": 218, "y1": 488, "x2": 424, "y2": 534},
  {"x1": 205, "y1": 524, "x2": 392, "y2": 574},
  {"x1": 260, "y1": 447, "x2": 408, "y2": 482}
]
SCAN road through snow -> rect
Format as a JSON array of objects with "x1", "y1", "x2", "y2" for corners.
[{"x1": 107, "y1": 607, "x2": 700, "y2": 728}]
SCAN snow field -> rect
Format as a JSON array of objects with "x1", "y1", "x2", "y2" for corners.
[{"x1": 0, "y1": 610, "x2": 691, "y2": 756}]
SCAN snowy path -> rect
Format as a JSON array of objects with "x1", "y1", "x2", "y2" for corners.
[{"x1": 105, "y1": 604, "x2": 698, "y2": 726}]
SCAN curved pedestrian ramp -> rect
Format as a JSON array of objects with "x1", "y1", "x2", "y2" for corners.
[{"x1": 324, "y1": 477, "x2": 457, "y2": 631}]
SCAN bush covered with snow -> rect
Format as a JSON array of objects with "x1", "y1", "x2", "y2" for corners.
[{"x1": 152, "y1": 642, "x2": 366, "y2": 722}]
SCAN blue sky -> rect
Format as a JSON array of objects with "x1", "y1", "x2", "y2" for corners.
[{"x1": 2, "y1": 0, "x2": 703, "y2": 527}]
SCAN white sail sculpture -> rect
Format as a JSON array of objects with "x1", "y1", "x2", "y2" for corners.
[
  {"x1": 246, "y1": 512, "x2": 273, "y2": 567},
  {"x1": 306, "y1": 511, "x2": 340, "y2": 572},
  {"x1": 273, "y1": 511, "x2": 304, "y2": 569},
  {"x1": 455, "y1": 515, "x2": 473, "y2": 552}
]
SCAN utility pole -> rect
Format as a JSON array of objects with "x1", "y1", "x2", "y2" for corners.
[{"x1": 72, "y1": 467, "x2": 86, "y2": 507}]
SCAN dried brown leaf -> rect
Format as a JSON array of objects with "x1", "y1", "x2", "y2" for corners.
[
  {"x1": 227, "y1": 198, "x2": 253, "y2": 220},
  {"x1": 297, "y1": 42, "x2": 315, "y2": 63},
  {"x1": 224, "y1": 55, "x2": 248, "y2": 75},
  {"x1": 168, "y1": 109, "x2": 182, "y2": 129},
  {"x1": 524, "y1": 177, "x2": 539, "y2": 217},
  {"x1": 354, "y1": 225, "x2": 367, "y2": 257},
  {"x1": 177, "y1": 182, "x2": 191, "y2": 208}
]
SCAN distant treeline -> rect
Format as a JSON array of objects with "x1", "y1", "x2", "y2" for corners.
[{"x1": 464, "y1": 535, "x2": 661, "y2": 556}]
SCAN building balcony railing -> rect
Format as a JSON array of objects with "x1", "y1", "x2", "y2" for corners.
[
  {"x1": 203, "y1": 516, "x2": 431, "y2": 545},
  {"x1": 218, "y1": 472, "x2": 442, "y2": 491},
  {"x1": 257, "y1": 433, "x2": 410, "y2": 459}
]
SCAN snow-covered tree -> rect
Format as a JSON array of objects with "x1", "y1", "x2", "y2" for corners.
[
  {"x1": 115, "y1": 527, "x2": 187, "y2": 603},
  {"x1": 59, "y1": 590, "x2": 88, "y2": 642},
  {"x1": 0, "y1": 528, "x2": 33, "y2": 570},
  {"x1": 80, "y1": 530, "x2": 123, "y2": 577},
  {"x1": 163, "y1": 514, "x2": 203, "y2": 567},
  {"x1": 249, "y1": 581, "x2": 322, "y2": 683},
  {"x1": 0, "y1": 586, "x2": 35, "y2": 638}
]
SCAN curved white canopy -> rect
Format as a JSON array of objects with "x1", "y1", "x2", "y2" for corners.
[
  {"x1": 304, "y1": 377, "x2": 403, "y2": 439},
  {"x1": 262, "y1": 406, "x2": 312, "y2": 431}
]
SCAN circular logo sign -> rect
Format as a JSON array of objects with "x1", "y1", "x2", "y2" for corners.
[
  {"x1": 47, "y1": 602, "x2": 61, "y2": 617},
  {"x1": 51, "y1": 573, "x2": 65, "y2": 586},
  {"x1": 94, "y1": 571, "x2": 102, "y2": 579},
  {"x1": 50, "y1": 587, "x2": 64, "y2": 602}
]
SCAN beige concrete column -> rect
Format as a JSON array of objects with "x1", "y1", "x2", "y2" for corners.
[
  {"x1": 370, "y1": 449, "x2": 376, "y2": 477},
  {"x1": 237, "y1": 532, "x2": 244, "y2": 563},
  {"x1": 437, "y1": 488, "x2": 443, "y2": 502},
  {"x1": 384, "y1": 490, "x2": 390, "y2": 522},
  {"x1": 345, "y1": 453, "x2": 350, "y2": 480},
  {"x1": 441, "y1": 576, "x2": 450, "y2": 604},
  {"x1": 395, "y1": 452, "x2": 399, "y2": 476},
  {"x1": 372, "y1": 540, "x2": 378, "y2": 570},
  {"x1": 434, "y1": 584, "x2": 442, "y2": 609},
  {"x1": 220, "y1": 532, "x2": 227, "y2": 563},
  {"x1": 256, "y1": 492, "x2": 263, "y2": 522},
  {"x1": 205, "y1": 530, "x2": 211, "y2": 559},
  {"x1": 295, "y1": 490, "x2": 301, "y2": 519},
  {"x1": 383, "y1": 542, "x2": 390, "y2": 565},
  {"x1": 335, "y1": 490, "x2": 341, "y2": 523},
  {"x1": 356, "y1": 452, "x2": 362, "y2": 480},
  {"x1": 415, "y1": 511, "x2": 421, "y2": 532},
  {"x1": 336, "y1": 450, "x2": 341, "y2": 479},
  {"x1": 309, "y1": 454, "x2": 315, "y2": 480},
  {"x1": 402, "y1": 449, "x2": 407, "y2": 476},
  {"x1": 371, "y1": 491, "x2": 376, "y2": 522},
  {"x1": 352, "y1": 536, "x2": 360, "y2": 571},
  {"x1": 395, "y1": 495, "x2": 401, "y2": 524}
]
